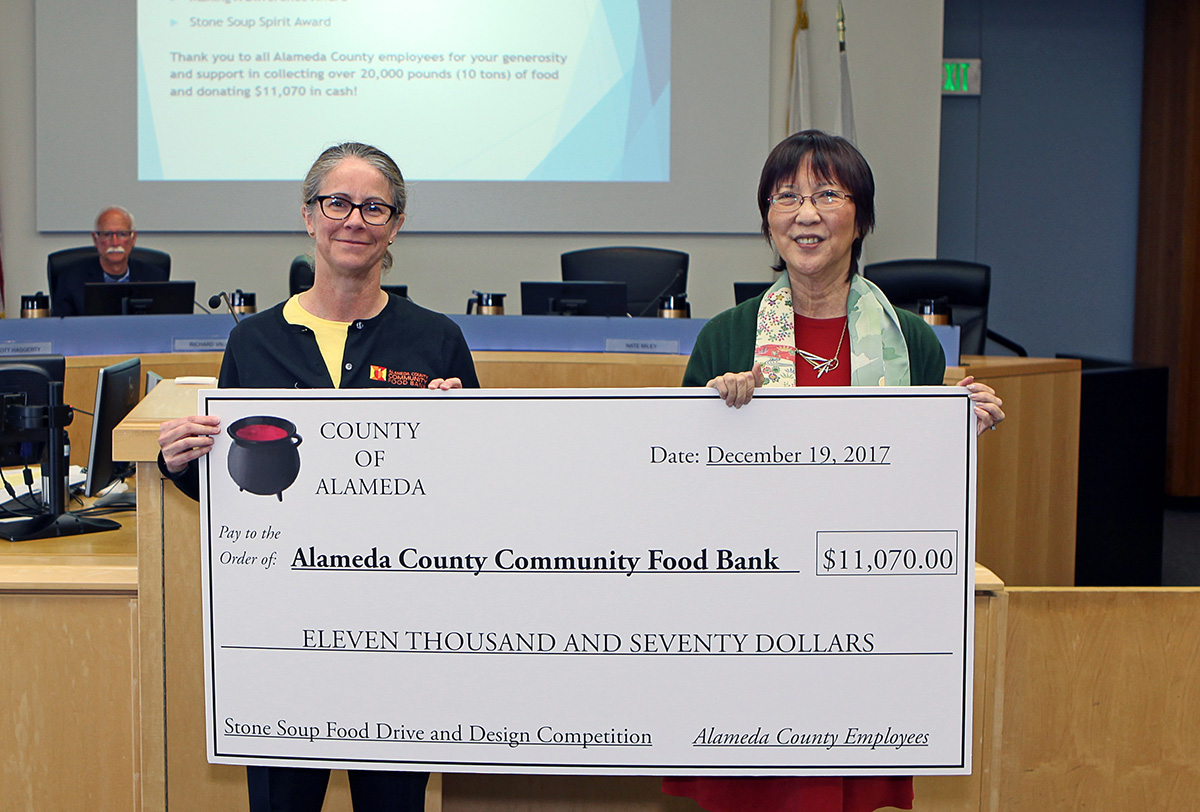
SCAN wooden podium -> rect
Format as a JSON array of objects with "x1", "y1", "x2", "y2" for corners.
[
  {"x1": 20, "y1": 350, "x2": 1200, "y2": 811},
  {"x1": 946, "y1": 356, "x2": 1082, "y2": 587},
  {"x1": 115, "y1": 369, "x2": 1010, "y2": 812}
]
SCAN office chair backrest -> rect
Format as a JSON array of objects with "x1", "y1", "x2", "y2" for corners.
[
  {"x1": 561, "y1": 246, "x2": 688, "y2": 317},
  {"x1": 289, "y1": 255, "x2": 408, "y2": 300},
  {"x1": 47, "y1": 246, "x2": 171, "y2": 301},
  {"x1": 289, "y1": 255, "x2": 315, "y2": 296},
  {"x1": 862, "y1": 259, "x2": 990, "y2": 355}
]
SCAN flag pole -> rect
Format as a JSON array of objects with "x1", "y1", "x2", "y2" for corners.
[
  {"x1": 837, "y1": 1, "x2": 856, "y2": 144},
  {"x1": 787, "y1": 0, "x2": 811, "y2": 134}
]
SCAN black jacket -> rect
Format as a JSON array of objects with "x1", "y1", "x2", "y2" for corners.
[
  {"x1": 218, "y1": 295, "x2": 479, "y2": 389},
  {"x1": 51, "y1": 256, "x2": 170, "y2": 317},
  {"x1": 161, "y1": 294, "x2": 478, "y2": 498}
]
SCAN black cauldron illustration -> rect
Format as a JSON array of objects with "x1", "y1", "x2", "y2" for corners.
[{"x1": 226, "y1": 416, "x2": 303, "y2": 501}]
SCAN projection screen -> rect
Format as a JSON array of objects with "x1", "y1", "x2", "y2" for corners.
[{"x1": 36, "y1": 0, "x2": 770, "y2": 233}]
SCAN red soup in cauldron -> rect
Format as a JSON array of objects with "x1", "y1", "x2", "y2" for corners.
[{"x1": 234, "y1": 424, "x2": 290, "y2": 442}]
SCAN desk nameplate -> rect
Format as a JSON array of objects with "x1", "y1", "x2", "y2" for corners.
[
  {"x1": 199, "y1": 387, "x2": 976, "y2": 776},
  {"x1": 173, "y1": 337, "x2": 228, "y2": 352},
  {"x1": 0, "y1": 341, "x2": 53, "y2": 355},
  {"x1": 604, "y1": 338, "x2": 681, "y2": 354}
]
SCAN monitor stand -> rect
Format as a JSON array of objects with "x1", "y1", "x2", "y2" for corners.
[
  {"x1": 0, "y1": 512, "x2": 121, "y2": 542},
  {"x1": 1, "y1": 381, "x2": 122, "y2": 542}
]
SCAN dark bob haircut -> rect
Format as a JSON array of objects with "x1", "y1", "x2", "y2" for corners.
[{"x1": 757, "y1": 130, "x2": 876, "y2": 278}]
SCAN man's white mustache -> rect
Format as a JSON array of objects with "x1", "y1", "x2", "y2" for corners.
[{"x1": 105, "y1": 246, "x2": 127, "y2": 255}]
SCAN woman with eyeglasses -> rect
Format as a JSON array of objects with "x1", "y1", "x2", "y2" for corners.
[
  {"x1": 683, "y1": 129, "x2": 1002, "y2": 426},
  {"x1": 662, "y1": 130, "x2": 1003, "y2": 812},
  {"x1": 157, "y1": 142, "x2": 477, "y2": 812}
]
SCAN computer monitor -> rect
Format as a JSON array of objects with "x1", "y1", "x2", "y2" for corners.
[
  {"x1": 520, "y1": 281, "x2": 628, "y2": 316},
  {"x1": 0, "y1": 355, "x2": 66, "y2": 468},
  {"x1": 0, "y1": 354, "x2": 120, "y2": 541},
  {"x1": 84, "y1": 281, "x2": 196, "y2": 315},
  {"x1": 734, "y1": 281, "x2": 772, "y2": 304},
  {"x1": 84, "y1": 358, "x2": 141, "y2": 499}
]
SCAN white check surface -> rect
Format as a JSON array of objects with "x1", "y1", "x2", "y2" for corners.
[{"x1": 199, "y1": 387, "x2": 976, "y2": 776}]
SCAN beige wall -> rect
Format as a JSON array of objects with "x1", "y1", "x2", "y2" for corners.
[{"x1": 0, "y1": 0, "x2": 942, "y2": 321}]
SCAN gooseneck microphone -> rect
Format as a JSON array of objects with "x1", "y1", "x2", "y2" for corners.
[
  {"x1": 634, "y1": 266, "x2": 686, "y2": 317},
  {"x1": 209, "y1": 291, "x2": 241, "y2": 323}
]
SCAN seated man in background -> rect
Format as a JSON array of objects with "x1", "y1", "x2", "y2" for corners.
[{"x1": 51, "y1": 206, "x2": 168, "y2": 316}]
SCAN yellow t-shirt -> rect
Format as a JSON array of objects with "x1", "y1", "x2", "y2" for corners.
[{"x1": 282, "y1": 295, "x2": 349, "y2": 387}]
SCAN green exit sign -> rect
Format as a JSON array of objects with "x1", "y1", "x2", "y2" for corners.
[{"x1": 942, "y1": 59, "x2": 981, "y2": 96}]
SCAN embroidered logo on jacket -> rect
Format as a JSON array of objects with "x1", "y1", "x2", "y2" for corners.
[{"x1": 369, "y1": 365, "x2": 429, "y2": 387}]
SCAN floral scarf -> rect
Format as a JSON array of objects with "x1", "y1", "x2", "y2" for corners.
[{"x1": 753, "y1": 274, "x2": 911, "y2": 387}]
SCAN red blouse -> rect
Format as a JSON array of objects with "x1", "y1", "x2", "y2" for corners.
[{"x1": 663, "y1": 313, "x2": 913, "y2": 812}]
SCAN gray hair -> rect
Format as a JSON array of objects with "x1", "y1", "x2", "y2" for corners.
[
  {"x1": 94, "y1": 206, "x2": 135, "y2": 231},
  {"x1": 302, "y1": 142, "x2": 406, "y2": 272}
]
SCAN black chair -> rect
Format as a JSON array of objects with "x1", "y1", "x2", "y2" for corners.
[
  {"x1": 289, "y1": 255, "x2": 408, "y2": 300},
  {"x1": 561, "y1": 247, "x2": 688, "y2": 318},
  {"x1": 47, "y1": 246, "x2": 172, "y2": 306},
  {"x1": 862, "y1": 259, "x2": 1026, "y2": 356},
  {"x1": 289, "y1": 254, "x2": 315, "y2": 296}
]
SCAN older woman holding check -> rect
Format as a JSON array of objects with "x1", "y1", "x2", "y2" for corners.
[{"x1": 663, "y1": 130, "x2": 1003, "y2": 812}]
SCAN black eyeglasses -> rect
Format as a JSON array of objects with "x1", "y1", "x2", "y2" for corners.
[
  {"x1": 94, "y1": 230, "x2": 134, "y2": 240},
  {"x1": 308, "y1": 195, "x2": 399, "y2": 226}
]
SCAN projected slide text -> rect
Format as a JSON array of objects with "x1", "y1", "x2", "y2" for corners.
[{"x1": 137, "y1": 0, "x2": 671, "y2": 182}]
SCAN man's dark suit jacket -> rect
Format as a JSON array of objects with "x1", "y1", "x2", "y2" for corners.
[{"x1": 51, "y1": 256, "x2": 170, "y2": 317}]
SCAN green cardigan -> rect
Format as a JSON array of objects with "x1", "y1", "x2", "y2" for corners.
[{"x1": 683, "y1": 290, "x2": 948, "y2": 387}]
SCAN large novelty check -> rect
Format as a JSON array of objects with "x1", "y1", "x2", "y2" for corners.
[{"x1": 199, "y1": 387, "x2": 976, "y2": 776}]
